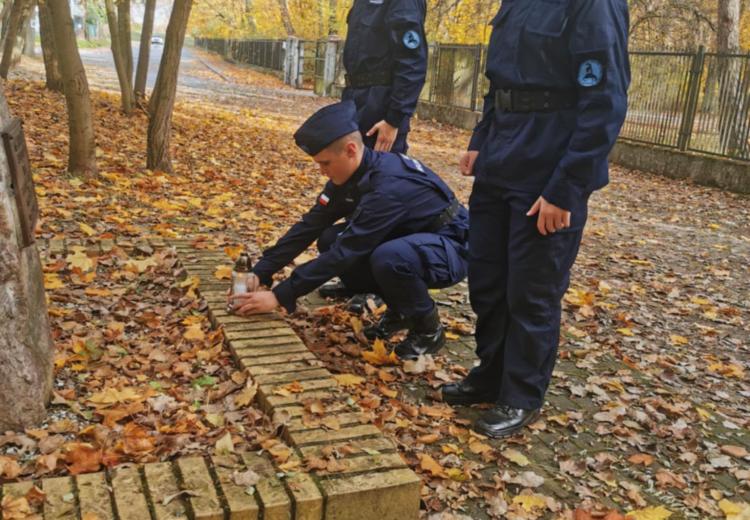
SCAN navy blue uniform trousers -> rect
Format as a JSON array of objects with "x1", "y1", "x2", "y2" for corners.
[
  {"x1": 318, "y1": 222, "x2": 466, "y2": 317},
  {"x1": 466, "y1": 184, "x2": 588, "y2": 410}
]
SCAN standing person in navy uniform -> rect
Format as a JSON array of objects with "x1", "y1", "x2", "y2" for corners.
[
  {"x1": 229, "y1": 101, "x2": 468, "y2": 360},
  {"x1": 341, "y1": 0, "x2": 427, "y2": 154},
  {"x1": 441, "y1": 0, "x2": 630, "y2": 437}
]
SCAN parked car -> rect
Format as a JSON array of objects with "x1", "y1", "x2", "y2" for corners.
[{"x1": 151, "y1": 36, "x2": 164, "y2": 45}]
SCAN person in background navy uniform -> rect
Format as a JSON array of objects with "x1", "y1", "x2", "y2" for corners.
[
  {"x1": 441, "y1": 0, "x2": 630, "y2": 437},
  {"x1": 341, "y1": 0, "x2": 427, "y2": 154},
  {"x1": 229, "y1": 101, "x2": 469, "y2": 360}
]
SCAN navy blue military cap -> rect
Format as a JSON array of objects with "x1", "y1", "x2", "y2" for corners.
[{"x1": 294, "y1": 101, "x2": 360, "y2": 156}]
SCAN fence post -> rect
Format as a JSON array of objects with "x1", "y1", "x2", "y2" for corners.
[
  {"x1": 323, "y1": 37, "x2": 339, "y2": 96},
  {"x1": 284, "y1": 36, "x2": 301, "y2": 87},
  {"x1": 429, "y1": 43, "x2": 440, "y2": 103},
  {"x1": 678, "y1": 46, "x2": 706, "y2": 151},
  {"x1": 470, "y1": 44, "x2": 482, "y2": 112}
]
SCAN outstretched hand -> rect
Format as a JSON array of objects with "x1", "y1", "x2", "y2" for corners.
[{"x1": 227, "y1": 291, "x2": 280, "y2": 315}]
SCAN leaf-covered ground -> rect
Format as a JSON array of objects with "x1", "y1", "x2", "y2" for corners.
[{"x1": 2, "y1": 50, "x2": 749, "y2": 519}]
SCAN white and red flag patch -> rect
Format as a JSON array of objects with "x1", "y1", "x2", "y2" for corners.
[{"x1": 319, "y1": 193, "x2": 330, "y2": 206}]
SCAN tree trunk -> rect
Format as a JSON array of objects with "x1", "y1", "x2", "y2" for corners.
[
  {"x1": 81, "y1": 0, "x2": 90, "y2": 40},
  {"x1": 0, "y1": 0, "x2": 13, "y2": 40},
  {"x1": 38, "y1": 0, "x2": 63, "y2": 92},
  {"x1": 328, "y1": 0, "x2": 337, "y2": 36},
  {"x1": 243, "y1": 0, "x2": 257, "y2": 33},
  {"x1": 47, "y1": 0, "x2": 98, "y2": 176},
  {"x1": 276, "y1": 0, "x2": 295, "y2": 36},
  {"x1": 117, "y1": 0, "x2": 132, "y2": 81},
  {"x1": 0, "y1": 0, "x2": 30, "y2": 78},
  {"x1": 22, "y1": 2, "x2": 34, "y2": 57},
  {"x1": 134, "y1": 0, "x2": 155, "y2": 100},
  {"x1": 147, "y1": 0, "x2": 192, "y2": 172},
  {"x1": 104, "y1": 0, "x2": 134, "y2": 114},
  {"x1": 0, "y1": 90, "x2": 55, "y2": 432},
  {"x1": 716, "y1": 0, "x2": 743, "y2": 154}
]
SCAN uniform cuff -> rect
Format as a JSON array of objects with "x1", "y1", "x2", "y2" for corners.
[
  {"x1": 250, "y1": 265, "x2": 274, "y2": 287},
  {"x1": 541, "y1": 168, "x2": 584, "y2": 212},
  {"x1": 468, "y1": 130, "x2": 487, "y2": 151},
  {"x1": 385, "y1": 109, "x2": 407, "y2": 130},
  {"x1": 272, "y1": 281, "x2": 297, "y2": 314}
]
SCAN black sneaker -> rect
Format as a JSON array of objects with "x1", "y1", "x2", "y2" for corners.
[{"x1": 364, "y1": 310, "x2": 412, "y2": 340}]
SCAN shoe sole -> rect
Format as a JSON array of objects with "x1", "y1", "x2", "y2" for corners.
[{"x1": 474, "y1": 410, "x2": 541, "y2": 439}]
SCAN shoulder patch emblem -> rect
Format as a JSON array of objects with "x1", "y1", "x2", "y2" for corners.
[
  {"x1": 403, "y1": 30, "x2": 421, "y2": 50},
  {"x1": 319, "y1": 193, "x2": 330, "y2": 206},
  {"x1": 578, "y1": 59, "x2": 604, "y2": 87}
]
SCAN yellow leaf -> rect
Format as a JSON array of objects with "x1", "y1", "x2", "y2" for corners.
[
  {"x1": 184, "y1": 324, "x2": 205, "y2": 342},
  {"x1": 696, "y1": 407, "x2": 714, "y2": 422},
  {"x1": 88, "y1": 387, "x2": 143, "y2": 407},
  {"x1": 445, "y1": 332, "x2": 460, "y2": 340},
  {"x1": 44, "y1": 273, "x2": 65, "y2": 289},
  {"x1": 719, "y1": 499, "x2": 750, "y2": 519},
  {"x1": 66, "y1": 247, "x2": 94, "y2": 272},
  {"x1": 626, "y1": 506, "x2": 673, "y2": 520},
  {"x1": 79, "y1": 222, "x2": 96, "y2": 236},
  {"x1": 670, "y1": 335, "x2": 689, "y2": 346},
  {"x1": 446, "y1": 467, "x2": 469, "y2": 481},
  {"x1": 502, "y1": 448, "x2": 530, "y2": 467},
  {"x1": 224, "y1": 245, "x2": 243, "y2": 260},
  {"x1": 85, "y1": 287, "x2": 112, "y2": 297},
  {"x1": 418, "y1": 453, "x2": 446, "y2": 477},
  {"x1": 512, "y1": 494, "x2": 548, "y2": 512},
  {"x1": 215, "y1": 432, "x2": 234, "y2": 455},
  {"x1": 617, "y1": 327, "x2": 635, "y2": 336},
  {"x1": 214, "y1": 265, "x2": 232, "y2": 280},
  {"x1": 333, "y1": 374, "x2": 365, "y2": 387},
  {"x1": 690, "y1": 296, "x2": 711, "y2": 305},
  {"x1": 350, "y1": 316, "x2": 363, "y2": 334},
  {"x1": 362, "y1": 338, "x2": 399, "y2": 366}
]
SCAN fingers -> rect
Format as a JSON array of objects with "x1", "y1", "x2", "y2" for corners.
[
  {"x1": 527, "y1": 198, "x2": 542, "y2": 216},
  {"x1": 366, "y1": 123, "x2": 379, "y2": 137}
]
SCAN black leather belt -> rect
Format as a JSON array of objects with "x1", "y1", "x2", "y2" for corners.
[
  {"x1": 425, "y1": 198, "x2": 460, "y2": 233},
  {"x1": 345, "y1": 70, "x2": 393, "y2": 89},
  {"x1": 495, "y1": 88, "x2": 577, "y2": 112}
]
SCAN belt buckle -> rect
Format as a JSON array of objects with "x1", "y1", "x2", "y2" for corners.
[{"x1": 498, "y1": 89, "x2": 513, "y2": 112}]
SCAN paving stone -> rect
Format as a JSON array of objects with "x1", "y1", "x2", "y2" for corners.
[
  {"x1": 143, "y1": 461, "x2": 189, "y2": 519},
  {"x1": 286, "y1": 470, "x2": 324, "y2": 520},
  {"x1": 220, "y1": 320, "x2": 289, "y2": 332},
  {"x1": 110, "y1": 464, "x2": 151, "y2": 520},
  {"x1": 318, "y1": 468, "x2": 421, "y2": 520},
  {"x1": 240, "y1": 453, "x2": 292, "y2": 520},
  {"x1": 286, "y1": 411, "x2": 369, "y2": 432},
  {"x1": 243, "y1": 359, "x2": 325, "y2": 376},
  {"x1": 313, "y1": 453, "x2": 407, "y2": 476},
  {"x1": 41, "y1": 476, "x2": 76, "y2": 519},
  {"x1": 211, "y1": 455, "x2": 260, "y2": 520},
  {"x1": 233, "y1": 343, "x2": 309, "y2": 359},
  {"x1": 76, "y1": 472, "x2": 116, "y2": 520},
  {"x1": 244, "y1": 351, "x2": 317, "y2": 366},
  {"x1": 232, "y1": 336, "x2": 306, "y2": 349},
  {"x1": 261, "y1": 378, "x2": 338, "y2": 396},
  {"x1": 264, "y1": 389, "x2": 339, "y2": 409},
  {"x1": 253, "y1": 368, "x2": 333, "y2": 386},
  {"x1": 48, "y1": 238, "x2": 65, "y2": 255},
  {"x1": 297, "y1": 437, "x2": 398, "y2": 459},
  {"x1": 2, "y1": 480, "x2": 34, "y2": 499},
  {"x1": 176, "y1": 456, "x2": 223, "y2": 520},
  {"x1": 289, "y1": 424, "x2": 383, "y2": 446}
]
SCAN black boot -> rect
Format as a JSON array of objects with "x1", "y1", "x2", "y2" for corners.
[
  {"x1": 364, "y1": 310, "x2": 412, "y2": 340},
  {"x1": 441, "y1": 380, "x2": 497, "y2": 406},
  {"x1": 474, "y1": 406, "x2": 541, "y2": 438},
  {"x1": 394, "y1": 307, "x2": 445, "y2": 360},
  {"x1": 318, "y1": 279, "x2": 355, "y2": 299}
]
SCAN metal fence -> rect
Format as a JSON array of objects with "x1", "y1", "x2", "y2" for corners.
[
  {"x1": 622, "y1": 48, "x2": 750, "y2": 160},
  {"x1": 194, "y1": 38, "x2": 750, "y2": 162}
]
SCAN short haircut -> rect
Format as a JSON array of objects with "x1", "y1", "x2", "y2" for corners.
[{"x1": 328, "y1": 130, "x2": 363, "y2": 153}]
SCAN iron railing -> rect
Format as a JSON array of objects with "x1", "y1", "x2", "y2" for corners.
[{"x1": 194, "y1": 37, "x2": 750, "y2": 162}]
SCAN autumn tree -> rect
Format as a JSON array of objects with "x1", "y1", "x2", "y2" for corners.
[
  {"x1": 47, "y1": 0, "x2": 98, "y2": 176},
  {"x1": 38, "y1": 0, "x2": 63, "y2": 91},
  {"x1": 105, "y1": 0, "x2": 135, "y2": 114},
  {"x1": 0, "y1": 0, "x2": 32, "y2": 79},
  {"x1": 134, "y1": 0, "x2": 156, "y2": 100},
  {"x1": 147, "y1": 0, "x2": 192, "y2": 172}
]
